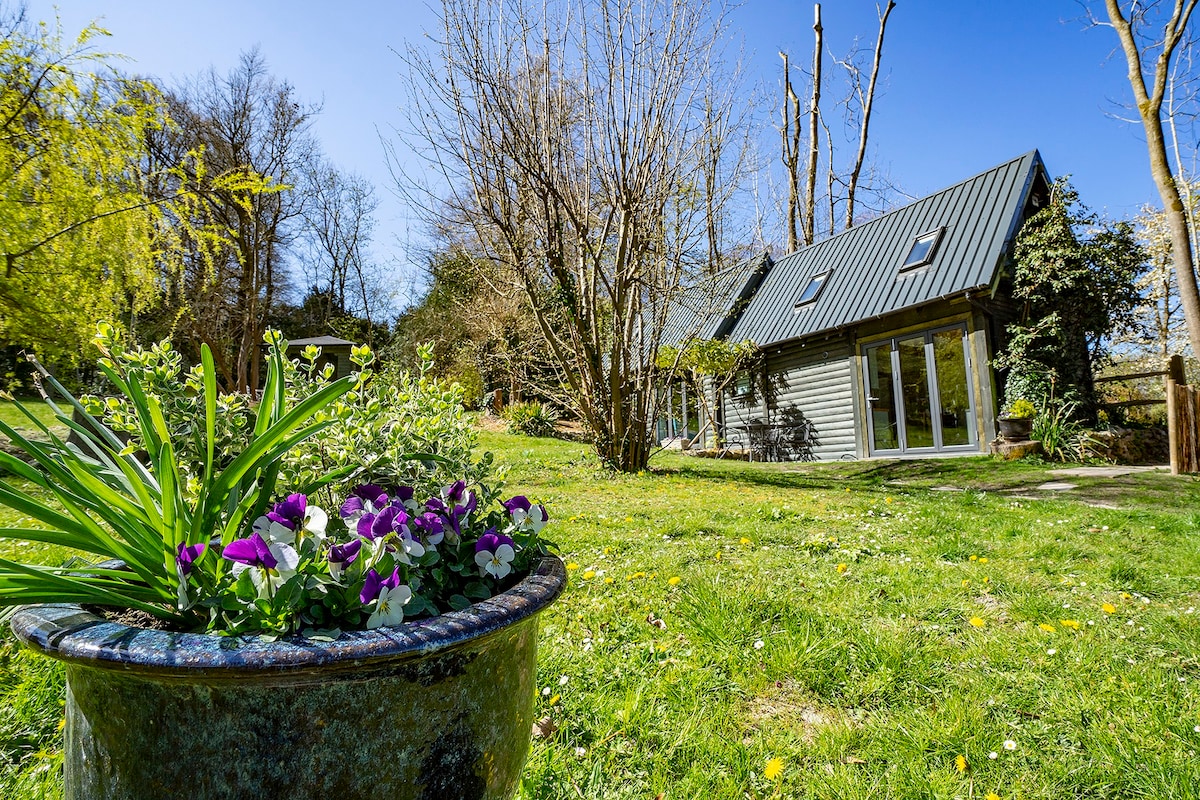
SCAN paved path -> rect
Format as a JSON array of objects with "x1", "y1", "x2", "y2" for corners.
[{"x1": 1047, "y1": 465, "x2": 1168, "y2": 479}]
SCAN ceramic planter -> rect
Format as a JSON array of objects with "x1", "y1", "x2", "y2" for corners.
[
  {"x1": 997, "y1": 417, "x2": 1034, "y2": 442},
  {"x1": 11, "y1": 555, "x2": 566, "y2": 800}
]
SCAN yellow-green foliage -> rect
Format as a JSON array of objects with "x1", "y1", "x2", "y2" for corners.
[{"x1": 0, "y1": 17, "x2": 168, "y2": 364}]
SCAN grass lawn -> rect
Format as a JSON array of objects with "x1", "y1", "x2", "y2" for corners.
[{"x1": 1, "y1": 428, "x2": 1199, "y2": 798}]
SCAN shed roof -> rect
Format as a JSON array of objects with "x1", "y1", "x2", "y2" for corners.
[
  {"x1": 660, "y1": 251, "x2": 773, "y2": 346},
  {"x1": 286, "y1": 335, "x2": 356, "y2": 348},
  {"x1": 729, "y1": 150, "x2": 1045, "y2": 347}
]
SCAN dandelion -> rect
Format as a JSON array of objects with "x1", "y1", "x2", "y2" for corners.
[
  {"x1": 604, "y1": 577, "x2": 614, "y2": 584},
  {"x1": 548, "y1": 694, "x2": 561, "y2": 706},
  {"x1": 962, "y1": 579, "x2": 971, "y2": 587},
  {"x1": 1102, "y1": 602, "x2": 1116, "y2": 614},
  {"x1": 566, "y1": 562, "x2": 580, "y2": 571},
  {"x1": 1060, "y1": 619, "x2": 1081, "y2": 630},
  {"x1": 837, "y1": 563, "x2": 849, "y2": 574},
  {"x1": 979, "y1": 557, "x2": 989, "y2": 563},
  {"x1": 1038, "y1": 622, "x2": 1057, "y2": 633},
  {"x1": 668, "y1": 576, "x2": 682, "y2": 586},
  {"x1": 969, "y1": 617, "x2": 986, "y2": 628},
  {"x1": 583, "y1": 570, "x2": 596, "y2": 580},
  {"x1": 764, "y1": 757, "x2": 784, "y2": 781},
  {"x1": 986, "y1": 794, "x2": 1001, "y2": 800},
  {"x1": 740, "y1": 537, "x2": 752, "y2": 545},
  {"x1": 955, "y1": 754, "x2": 967, "y2": 772},
  {"x1": 969, "y1": 555, "x2": 978, "y2": 562},
  {"x1": 1003, "y1": 739, "x2": 1017, "y2": 751}
]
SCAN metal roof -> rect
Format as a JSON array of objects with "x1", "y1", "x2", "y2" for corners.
[
  {"x1": 286, "y1": 335, "x2": 356, "y2": 347},
  {"x1": 660, "y1": 251, "x2": 772, "y2": 346},
  {"x1": 728, "y1": 150, "x2": 1044, "y2": 347}
]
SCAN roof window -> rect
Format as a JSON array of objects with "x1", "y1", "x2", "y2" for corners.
[
  {"x1": 901, "y1": 227, "x2": 944, "y2": 271},
  {"x1": 794, "y1": 270, "x2": 830, "y2": 308}
]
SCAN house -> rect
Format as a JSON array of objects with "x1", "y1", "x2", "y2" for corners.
[
  {"x1": 707, "y1": 150, "x2": 1052, "y2": 460},
  {"x1": 285, "y1": 335, "x2": 357, "y2": 380}
]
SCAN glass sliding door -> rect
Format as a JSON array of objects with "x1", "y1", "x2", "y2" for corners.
[{"x1": 863, "y1": 325, "x2": 976, "y2": 455}]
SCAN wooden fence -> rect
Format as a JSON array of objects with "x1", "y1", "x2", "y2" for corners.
[{"x1": 1097, "y1": 355, "x2": 1199, "y2": 474}]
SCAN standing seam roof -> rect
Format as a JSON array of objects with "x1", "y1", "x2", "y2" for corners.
[{"x1": 729, "y1": 151, "x2": 1042, "y2": 347}]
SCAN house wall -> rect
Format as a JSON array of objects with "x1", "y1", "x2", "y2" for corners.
[
  {"x1": 719, "y1": 295, "x2": 1002, "y2": 460},
  {"x1": 720, "y1": 336, "x2": 857, "y2": 461}
]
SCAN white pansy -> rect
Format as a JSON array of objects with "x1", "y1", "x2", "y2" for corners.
[{"x1": 368, "y1": 584, "x2": 412, "y2": 629}]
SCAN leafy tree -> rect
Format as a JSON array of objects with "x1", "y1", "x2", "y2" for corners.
[
  {"x1": 0, "y1": 10, "x2": 168, "y2": 365},
  {"x1": 997, "y1": 180, "x2": 1145, "y2": 415}
]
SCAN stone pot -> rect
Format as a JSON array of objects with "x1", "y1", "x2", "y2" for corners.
[
  {"x1": 10, "y1": 555, "x2": 566, "y2": 800},
  {"x1": 997, "y1": 416, "x2": 1034, "y2": 442}
]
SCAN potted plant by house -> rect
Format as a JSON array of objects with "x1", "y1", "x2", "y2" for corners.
[
  {"x1": 2, "y1": 327, "x2": 564, "y2": 800},
  {"x1": 997, "y1": 398, "x2": 1037, "y2": 442}
]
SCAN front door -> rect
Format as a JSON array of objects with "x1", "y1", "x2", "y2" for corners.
[{"x1": 863, "y1": 325, "x2": 976, "y2": 455}]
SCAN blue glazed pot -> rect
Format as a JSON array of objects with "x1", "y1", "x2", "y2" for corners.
[{"x1": 11, "y1": 555, "x2": 566, "y2": 800}]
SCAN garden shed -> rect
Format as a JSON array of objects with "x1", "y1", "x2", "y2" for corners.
[
  {"x1": 712, "y1": 150, "x2": 1052, "y2": 460},
  {"x1": 285, "y1": 335, "x2": 356, "y2": 380}
]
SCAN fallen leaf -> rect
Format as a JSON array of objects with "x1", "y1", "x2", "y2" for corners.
[
  {"x1": 646, "y1": 614, "x2": 667, "y2": 630},
  {"x1": 532, "y1": 717, "x2": 558, "y2": 738}
]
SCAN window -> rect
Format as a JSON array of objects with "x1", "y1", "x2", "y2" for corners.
[
  {"x1": 901, "y1": 228, "x2": 944, "y2": 271},
  {"x1": 794, "y1": 270, "x2": 830, "y2": 308},
  {"x1": 733, "y1": 370, "x2": 754, "y2": 398}
]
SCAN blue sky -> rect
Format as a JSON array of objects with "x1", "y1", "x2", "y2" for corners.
[{"x1": 26, "y1": 1, "x2": 1163, "y2": 304}]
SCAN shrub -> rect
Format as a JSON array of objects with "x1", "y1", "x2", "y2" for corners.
[{"x1": 503, "y1": 401, "x2": 558, "y2": 437}]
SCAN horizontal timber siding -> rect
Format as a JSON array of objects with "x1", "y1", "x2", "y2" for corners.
[{"x1": 767, "y1": 342, "x2": 857, "y2": 460}]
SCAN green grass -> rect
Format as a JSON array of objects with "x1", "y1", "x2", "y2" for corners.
[{"x1": 2, "y1": 429, "x2": 1200, "y2": 798}]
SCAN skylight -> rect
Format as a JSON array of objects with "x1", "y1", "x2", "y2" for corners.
[
  {"x1": 794, "y1": 270, "x2": 830, "y2": 308},
  {"x1": 901, "y1": 228, "x2": 944, "y2": 271}
]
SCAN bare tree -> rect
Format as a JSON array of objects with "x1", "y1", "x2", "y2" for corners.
[
  {"x1": 842, "y1": 0, "x2": 895, "y2": 230},
  {"x1": 397, "y1": 0, "x2": 747, "y2": 472},
  {"x1": 780, "y1": 51, "x2": 802, "y2": 252},
  {"x1": 152, "y1": 50, "x2": 319, "y2": 391},
  {"x1": 1102, "y1": 0, "x2": 1200, "y2": 359},
  {"x1": 302, "y1": 164, "x2": 388, "y2": 345},
  {"x1": 804, "y1": 3, "x2": 823, "y2": 247}
]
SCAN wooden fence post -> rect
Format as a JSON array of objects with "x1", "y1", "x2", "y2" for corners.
[
  {"x1": 1168, "y1": 378, "x2": 1179, "y2": 475},
  {"x1": 1169, "y1": 353, "x2": 1186, "y2": 385}
]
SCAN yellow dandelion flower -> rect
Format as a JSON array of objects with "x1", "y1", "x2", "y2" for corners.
[
  {"x1": 955, "y1": 754, "x2": 968, "y2": 772},
  {"x1": 969, "y1": 617, "x2": 986, "y2": 628},
  {"x1": 739, "y1": 537, "x2": 752, "y2": 546},
  {"x1": 548, "y1": 694, "x2": 561, "y2": 706},
  {"x1": 969, "y1": 555, "x2": 978, "y2": 562},
  {"x1": 1102, "y1": 602, "x2": 1116, "y2": 614},
  {"x1": 715, "y1": 551, "x2": 722, "y2": 561},
  {"x1": 624, "y1": 516, "x2": 633, "y2": 523},
  {"x1": 566, "y1": 562, "x2": 580, "y2": 571},
  {"x1": 986, "y1": 794, "x2": 1001, "y2": 800},
  {"x1": 1120, "y1": 591, "x2": 1131, "y2": 600},
  {"x1": 983, "y1": 577, "x2": 990, "y2": 584},
  {"x1": 604, "y1": 577, "x2": 614, "y2": 584},
  {"x1": 764, "y1": 757, "x2": 784, "y2": 781},
  {"x1": 668, "y1": 576, "x2": 682, "y2": 586},
  {"x1": 1060, "y1": 619, "x2": 1081, "y2": 630},
  {"x1": 583, "y1": 570, "x2": 596, "y2": 580},
  {"x1": 885, "y1": 497, "x2": 894, "y2": 504},
  {"x1": 1038, "y1": 623, "x2": 1057, "y2": 633},
  {"x1": 837, "y1": 563, "x2": 848, "y2": 574},
  {"x1": 962, "y1": 579, "x2": 971, "y2": 587},
  {"x1": 603, "y1": 547, "x2": 612, "y2": 555},
  {"x1": 978, "y1": 557, "x2": 989, "y2": 563}
]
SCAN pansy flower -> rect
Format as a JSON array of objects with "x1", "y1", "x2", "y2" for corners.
[
  {"x1": 339, "y1": 485, "x2": 389, "y2": 525},
  {"x1": 222, "y1": 531, "x2": 299, "y2": 586},
  {"x1": 475, "y1": 529, "x2": 516, "y2": 579},
  {"x1": 175, "y1": 542, "x2": 206, "y2": 577},
  {"x1": 361, "y1": 567, "x2": 411, "y2": 629},
  {"x1": 412, "y1": 511, "x2": 445, "y2": 548},
  {"x1": 504, "y1": 495, "x2": 549, "y2": 534},
  {"x1": 327, "y1": 539, "x2": 362, "y2": 580},
  {"x1": 254, "y1": 493, "x2": 328, "y2": 544}
]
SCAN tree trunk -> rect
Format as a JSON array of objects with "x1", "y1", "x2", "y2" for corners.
[
  {"x1": 1106, "y1": 0, "x2": 1200, "y2": 359},
  {"x1": 803, "y1": 3, "x2": 822, "y2": 247},
  {"x1": 781, "y1": 52, "x2": 801, "y2": 253},
  {"x1": 845, "y1": 0, "x2": 894, "y2": 231}
]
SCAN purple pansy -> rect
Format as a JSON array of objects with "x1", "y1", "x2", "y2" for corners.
[
  {"x1": 412, "y1": 511, "x2": 445, "y2": 547},
  {"x1": 222, "y1": 532, "x2": 278, "y2": 570},
  {"x1": 505, "y1": 495, "x2": 549, "y2": 533},
  {"x1": 360, "y1": 567, "x2": 402, "y2": 604},
  {"x1": 267, "y1": 493, "x2": 308, "y2": 529},
  {"x1": 357, "y1": 504, "x2": 402, "y2": 542},
  {"x1": 175, "y1": 542, "x2": 206, "y2": 577},
  {"x1": 474, "y1": 529, "x2": 516, "y2": 579},
  {"x1": 327, "y1": 539, "x2": 362, "y2": 580},
  {"x1": 339, "y1": 485, "x2": 389, "y2": 523}
]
